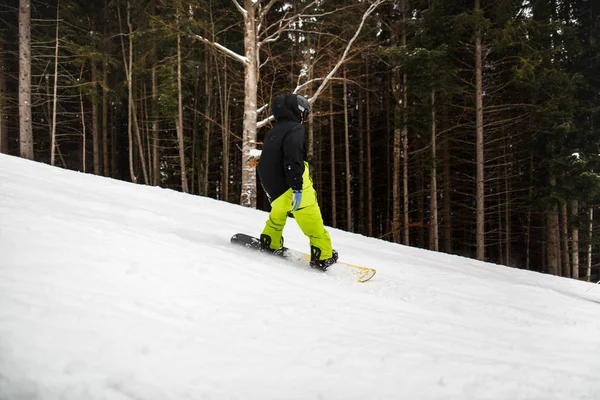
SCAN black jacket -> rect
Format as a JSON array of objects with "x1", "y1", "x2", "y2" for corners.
[{"x1": 257, "y1": 94, "x2": 307, "y2": 203}]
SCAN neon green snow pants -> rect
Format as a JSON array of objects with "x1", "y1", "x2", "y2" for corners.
[{"x1": 261, "y1": 163, "x2": 333, "y2": 260}]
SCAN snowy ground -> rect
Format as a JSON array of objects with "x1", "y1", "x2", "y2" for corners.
[{"x1": 1, "y1": 153, "x2": 600, "y2": 400}]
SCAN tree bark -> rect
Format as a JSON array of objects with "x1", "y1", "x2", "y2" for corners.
[
  {"x1": 0, "y1": 36, "x2": 7, "y2": 155},
  {"x1": 18, "y1": 0, "x2": 33, "y2": 160},
  {"x1": 429, "y1": 89, "x2": 439, "y2": 251},
  {"x1": 240, "y1": 0, "x2": 259, "y2": 207},
  {"x1": 79, "y1": 86, "x2": 86, "y2": 172},
  {"x1": 571, "y1": 200, "x2": 579, "y2": 279},
  {"x1": 365, "y1": 60, "x2": 373, "y2": 237},
  {"x1": 547, "y1": 174, "x2": 560, "y2": 276},
  {"x1": 401, "y1": 1, "x2": 409, "y2": 245},
  {"x1": 442, "y1": 109, "x2": 452, "y2": 253},
  {"x1": 102, "y1": 0, "x2": 110, "y2": 177},
  {"x1": 475, "y1": 0, "x2": 485, "y2": 260},
  {"x1": 586, "y1": 206, "x2": 593, "y2": 281},
  {"x1": 91, "y1": 60, "x2": 100, "y2": 175},
  {"x1": 202, "y1": 47, "x2": 213, "y2": 197},
  {"x1": 330, "y1": 83, "x2": 337, "y2": 228},
  {"x1": 176, "y1": 29, "x2": 189, "y2": 193},
  {"x1": 560, "y1": 202, "x2": 570, "y2": 277},
  {"x1": 151, "y1": 54, "x2": 159, "y2": 185},
  {"x1": 50, "y1": 0, "x2": 60, "y2": 166},
  {"x1": 358, "y1": 70, "x2": 364, "y2": 234},
  {"x1": 343, "y1": 66, "x2": 352, "y2": 232},
  {"x1": 220, "y1": 56, "x2": 230, "y2": 202}
]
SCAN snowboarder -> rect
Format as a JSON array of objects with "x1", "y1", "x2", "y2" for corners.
[{"x1": 257, "y1": 93, "x2": 338, "y2": 271}]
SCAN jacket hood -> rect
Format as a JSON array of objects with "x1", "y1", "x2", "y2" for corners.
[{"x1": 271, "y1": 94, "x2": 302, "y2": 123}]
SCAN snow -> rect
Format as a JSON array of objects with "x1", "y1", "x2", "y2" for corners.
[{"x1": 1, "y1": 153, "x2": 600, "y2": 400}]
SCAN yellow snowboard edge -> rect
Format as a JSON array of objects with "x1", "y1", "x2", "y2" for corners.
[{"x1": 301, "y1": 253, "x2": 376, "y2": 283}]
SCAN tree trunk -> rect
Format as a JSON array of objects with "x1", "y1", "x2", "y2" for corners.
[
  {"x1": 221, "y1": 61, "x2": 230, "y2": 202},
  {"x1": 0, "y1": 36, "x2": 7, "y2": 155},
  {"x1": 504, "y1": 135, "x2": 511, "y2": 265},
  {"x1": 79, "y1": 87, "x2": 86, "y2": 172},
  {"x1": 586, "y1": 206, "x2": 593, "y2": 281},
  {"x1": 202, "y1": 47, "x2": 213, "y2": 197},
  {"x1": 401, "y1": 1, "x2": 409, "y2": 245},
  {"x1": 429, "y1": 89, "x2": 439, "y2": 251},
  {"x1": 176, "y1": 30, "x2": 189, "y2": 193},
  {"x1": 474, "y1": 0, "x2": 485, "y2": 260},
  {"x1": 18, "y1": 0, "x2": 33, "y2": 160},
  {"x1": 151, "y1": 55, "x2": 159, "y2": 185},
  {"x1": 102, "y1": 0, "x2": 110, "y2": 177},
  {"x1": 392, "y1": 107, "x2": 401, "y2": 242},
  {"x1": 119, "y1": 5, "x2": 136, "y2": 182},
  {"x1": 391, "y1": 13, "x2": 403, "y2": 243},
  {"x1": 547, "y1": 179, "x2": 560, "y2": 276},
  {"x1": 365, "y1": 60, "x2": 373, "y2": 237},
  {"x1": 442, "y1": 110, "x2": 452, "y2": 253},
  {"x1": 358, "y1": 69, "x2": 364, "y2": 234},
  {"x1": 91, "y1": 61, "x2": 100, "y2": 175},
  {"x1": 240, "y1": 0, "x2": 258, "y2": 207},
  {"x1": 191, "y1": 66, "x2": 200, "y2": 194},
  {"x1": 330, "y1": 83, "x2": 337, "y2": 228},
  {"x1": 343, "y1": 66, "x2": 352, "y2": 232},
  {"x1": 50, "y1": 0, "x2": 59, "y2": 166},
  {"x1": 571, "y1": 200, "x2": 579, "y2": 279},
  {"x1": 560, "y1": 202, "x2": 570, "y2": 277}
]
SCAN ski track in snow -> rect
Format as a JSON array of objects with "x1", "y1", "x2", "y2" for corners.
[{"x1": 1, "y1": 153, "x2": 600, "y2": 400}]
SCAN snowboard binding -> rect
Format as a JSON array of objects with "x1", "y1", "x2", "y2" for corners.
[
  {"x1": 309, "y1": 246, "x2": 339, "y2": 271},
  {"x1": 260, "y1": 234, "x2": 285, "y2": 256}
]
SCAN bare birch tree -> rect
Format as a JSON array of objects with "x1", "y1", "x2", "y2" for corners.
[{"x1": 191, "y1": 0, "x2": 386, "y2": 207}]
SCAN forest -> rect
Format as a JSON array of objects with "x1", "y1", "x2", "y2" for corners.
[{"x1": 1, "y1": 0, "x2": 599, "y2": 281}]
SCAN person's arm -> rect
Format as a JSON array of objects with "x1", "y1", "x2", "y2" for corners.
[{"x1": 283, "y1": 124, "x2": 305, "y2": 191}]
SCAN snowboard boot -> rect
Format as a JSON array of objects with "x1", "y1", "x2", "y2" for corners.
[
  {"x1": 309, "y1": 246, "x2": 339, "y2": 271},
  {"x1": 260, "y1": 234, "x2": 285, "y2": 256}
]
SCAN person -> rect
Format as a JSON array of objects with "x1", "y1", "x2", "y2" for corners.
[{"x1": 257, "y1": 93, "x2": 338, "y2": 271}]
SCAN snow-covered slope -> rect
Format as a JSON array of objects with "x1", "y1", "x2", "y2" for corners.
[{"x1": 1, "y1": 153, "x2": 599, "y2": 400}]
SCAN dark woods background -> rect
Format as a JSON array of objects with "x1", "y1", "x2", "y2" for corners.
[{"x1": 1, "y1": 0, "x2": 599, "y2": 280}]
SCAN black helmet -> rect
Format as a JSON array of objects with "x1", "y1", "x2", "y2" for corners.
[
  {"x1": 271, "y1": 93, "x2": 311, "y2": 123},
  {"x1": 294, "y1": 94, "x2": 311, "y2": 122}
]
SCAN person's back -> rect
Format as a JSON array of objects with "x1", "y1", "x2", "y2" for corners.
[
  {"x1": 257, "y1": 93, "x2": 338, "y2": 270},
  {"x1": 257, "y1": 95, "x2": 305, "y2": 203}
]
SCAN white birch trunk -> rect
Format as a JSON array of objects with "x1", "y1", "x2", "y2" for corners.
[{"x1": 240, "y1": 0, "x2": 258, "y2": 207}]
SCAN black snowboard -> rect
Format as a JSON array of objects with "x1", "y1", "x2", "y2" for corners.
[
  {"x1": 230, "y1": 233, "x2": 299, "y2": 260},
  {"x1": 230, "y1": 233, "x2": 377, "y2": 282}
]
